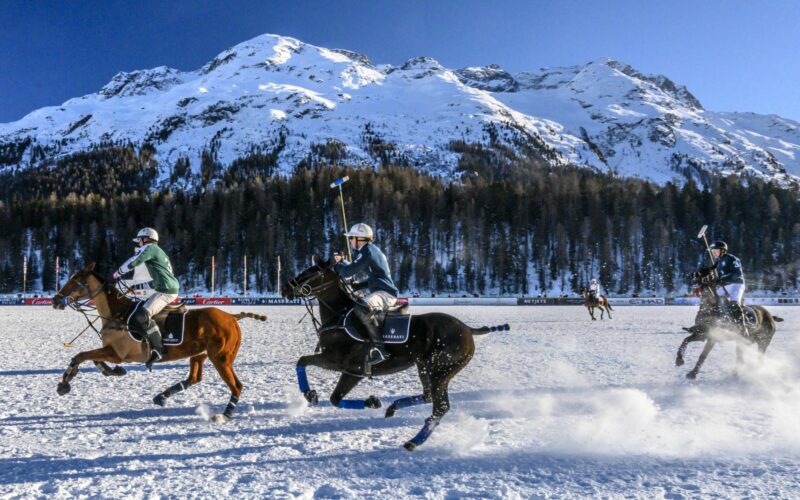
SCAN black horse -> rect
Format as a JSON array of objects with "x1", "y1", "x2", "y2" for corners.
[
  {"x1": 676, "y1": 266, "x2": 783, "y2": 379},
  {"x1": 282, "y1": 257, "x2": 509, "y2": 451}
]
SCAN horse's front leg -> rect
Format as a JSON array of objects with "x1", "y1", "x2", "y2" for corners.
[
  {"x1": 687, "y1": 339, "x2": 716, "y2": 379},
  {"x1": 296, "y1": 354, "x2": 340, "y2": 405},
  {"x1": 329, "y1": 373, "x2": 380, "y2": 409},
  {"x1": 587, "y1": 306, "x2": 596, "y2": 321},
  {"x1": 676, "y1": 331, "x2": 702, "y2": 366},
  {"x1": 58, "y1": 345, "x2": 122, "y2": 395},
  {"x1": 93, "y1": 361, "x2": 127, "y2": 377}
]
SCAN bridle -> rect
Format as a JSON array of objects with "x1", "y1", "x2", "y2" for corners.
[
  {"x1": 56, "y1": 271, "x2": 138, "y2": 346},
  {"x1": 285, "y1": 264, "x2": 354, "y2": 332}
]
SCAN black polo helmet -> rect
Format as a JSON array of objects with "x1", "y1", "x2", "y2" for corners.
[{"x1": 709, "y1": 240, "x2": 728, "y2": 251}]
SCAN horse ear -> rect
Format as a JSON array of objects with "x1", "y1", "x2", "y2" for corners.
[
  {"x1": 85, "y1": 262, "x2": 96, "y2": 272},
  {"x1": 312, "y1": 254, "x2": 323, "y2": 266}
]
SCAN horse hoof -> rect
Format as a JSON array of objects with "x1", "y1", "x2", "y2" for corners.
[
  {"x1": 303, "y1": 390, "x2": 319, "y2": 406},
  {"x1": 153, "y1": 395, "x2": 167, "y2": 407},
  {"x1": 675, "y1": 358, "x2": 684, "y2": 367},
  {"x1": 56, "y1": 382, "x2": 71, "y2": 396},
  {"x1": 686, "y1": 371, "x2": 698, "y2": 380},
  {"x1": 403, "y1": 441, "x2": 417, "y2": 452},
  {"x1": 365, "y1": 396, "x2": 381, "y2": 409},
  {"x1": 112, "y1": 366, "x2": 127, "y2": 376},
  {"x1": 212, "y1": 414, "x2": 230, "y2": 423},
  {"x1": 592, "y1": 318, "x2": 597, "y2": 321},
  {"x1": 385, "y1": 405, "x2": 397, "y2": 419}
]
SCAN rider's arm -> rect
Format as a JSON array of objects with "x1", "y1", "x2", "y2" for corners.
[
  {"x1": 117, "y1": 244, "x2": 154, "y2": 274},
  {"x1": 333, "y1": 250, "x2": 370, "y2": 278}
]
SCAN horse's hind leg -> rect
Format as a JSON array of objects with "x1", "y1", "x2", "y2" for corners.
[
  {"x1": 208, "y1": 353, "x2": 243, "y2": 422},
  {"x1": 605, "y1": 305, "x2": 612, "y2": 320},
  {"x1": 404, "y1": 360, "x2": 470, "y2": 451},
  {"x1": 58, "y1": 345, "x2": 121, "y2": 395},
  {"x1": 153, "y1": 354, "x2": 207, "y2": 407},
  {"x1": 386, "y1": 362, "x2": 433, "y2": 418}
]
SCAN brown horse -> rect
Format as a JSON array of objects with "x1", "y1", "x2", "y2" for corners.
[
  {"x1": 581, "y1": 288, "x2": 613, "y2": 320},
  {"x1": 52, "y1": 262, "x2": 267, "y2": 421},
  {"x1": 676, "y1": 267, "x2": 783, "y2": 379}
]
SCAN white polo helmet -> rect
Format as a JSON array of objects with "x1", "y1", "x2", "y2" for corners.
[
  {"x1": 133, "y1": 227, "x2": 159, "y2": 243},
  {"x1": 344, "y1": 223, "x2": 374, "y2": 241},
  {"x1": 591, "y1": 278, "x2": 597, "y2": 283}
]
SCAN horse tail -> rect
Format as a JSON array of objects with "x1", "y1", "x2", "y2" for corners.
[
  {"x1": 472, "y1": 323, "x2": 510, "y2": 335},
  {"x1": 234, "y1": 312, "x2": 268, "y2": 322},
  {"x1": 773, "y1": 316, "x2": 784, "y2": 322}
]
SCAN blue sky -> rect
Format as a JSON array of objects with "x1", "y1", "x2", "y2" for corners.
[{"x1": 1, "y1": 0, "x2": 799, "y2": 122}]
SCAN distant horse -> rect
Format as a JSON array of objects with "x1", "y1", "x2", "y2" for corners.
[
  {"x1": 675, "y1": 266, "x2": 783, "y2": 379},
  {"x1": 52, "y1": 262, "x2": 267, "y2": 421},
  {"x1": 283, "y1": 256, "x2": 509, "y2": 451},
  {"x1": 581, "y1": 288, "x2": 613, "y2": 320}
]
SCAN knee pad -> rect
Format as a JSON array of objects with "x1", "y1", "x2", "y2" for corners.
[{"x1": 131, "y1": 305, "x2": 153, "y2": 330}]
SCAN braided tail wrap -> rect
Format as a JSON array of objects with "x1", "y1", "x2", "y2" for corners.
[
  {"x1": 234, "y1": 312, "x2": 268, "y2": 322},
  {"x1": 472, "y1": 323, "x2": 510, "y2": 335}
]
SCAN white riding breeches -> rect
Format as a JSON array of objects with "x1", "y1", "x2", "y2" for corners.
[
  {"x1": 143, "y1": 292, "x2": 178, "y2": 318},
  {"x1": 361, "y1": 291, "x2": 398, "y2": 312},
  {"x1": 716, "y1": 283, "x2": 745, "y2": 305}
]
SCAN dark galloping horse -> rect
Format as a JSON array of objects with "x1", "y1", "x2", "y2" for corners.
[
  {"x1": 52, "y1": 262, "x2": 267, "y2": 421},
  {"x1": 283, "y1": 257, "x2": 509, "y2": 451},
  {"x1": 676, "y1": 266, "x2": 783, "y2": 379},
  {"x1": 581, "y1": 288, "x2": 613, "y2": 320}
]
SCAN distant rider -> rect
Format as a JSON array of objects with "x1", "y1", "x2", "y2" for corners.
[
  {"x1": 708, "y1": 240, "x2": 748, "y2": 338},
  {"x1": 333, "y1": 223, "x2": 398, "y2": 371},
  {"x1": 112, "y1": 228, "x2": 180, "y2": 370},
  {"x1": 588, "y1": 278, "x2": 601, "y2": 301}
]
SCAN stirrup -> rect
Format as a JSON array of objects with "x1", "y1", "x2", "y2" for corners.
[{"x1": 145, "y1": 350, "x2": 163, "y2": 371}]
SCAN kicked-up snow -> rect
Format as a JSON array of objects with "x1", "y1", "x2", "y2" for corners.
[{"x1": 1, "y1": 305, "x2": 799, "y2": 497}]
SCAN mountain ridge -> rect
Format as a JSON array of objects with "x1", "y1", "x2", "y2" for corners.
[{"x1": 1, "y1": 33, "x2": 798, "y2": 188}]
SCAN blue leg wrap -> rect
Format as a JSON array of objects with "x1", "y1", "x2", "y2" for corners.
[
  {"x1": 223, "y1": 394, "x2": 239, "y2": 418},
  {"x1": 337, "y1": 399, "x2": 366, "y2": 410},
  {"x1": 409, "y1": 417, "x2": 440, "y2": 446},
  {"x1": 394, "y1": 395, "x2": 427, "y2": 410},
  {"x1": 296, "y1": 365, "x2": 310, "y2": 393}
]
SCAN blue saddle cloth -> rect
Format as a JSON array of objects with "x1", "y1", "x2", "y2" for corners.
[
  {"x1": 125, "y1": 301, "x2": 187, "y2": 346},
  {"x1": 321, "y1": 308, "x2": 411, "y2": 344}
]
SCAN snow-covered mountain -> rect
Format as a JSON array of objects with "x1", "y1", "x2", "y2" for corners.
[{"x1": 2, "y1": 33, "x2": 799, "y2": 187}]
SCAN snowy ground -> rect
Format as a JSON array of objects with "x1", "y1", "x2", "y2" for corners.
[{"x1": 1, "y1": 305, "x2": 799, "y2": 498}]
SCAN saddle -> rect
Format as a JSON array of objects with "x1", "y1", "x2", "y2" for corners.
[
  {"x1": 125, "y1": 301, "x2": 188, "y2": 346},
  {"x1": 321, "y1": 298, "x2": 412, "y2": 344}
]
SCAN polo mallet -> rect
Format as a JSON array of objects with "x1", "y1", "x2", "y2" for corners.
[
  {"x1": 697, "y1": 224, "x2": 730, "y2": 298},
  {"x1": 330, "y1": 176, "x2": 352, "y2": 261}
]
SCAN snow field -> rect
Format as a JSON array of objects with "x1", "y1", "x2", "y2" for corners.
[{"x1": 1, "y1": 305, "x2": 799, "y2": 498}]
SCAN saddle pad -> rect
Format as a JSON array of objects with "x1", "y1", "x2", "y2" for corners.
[
  {"x1": 160, "y1": 312, "x2": 187, "y2": 346},
  {"x1": 339, "y1": 309, "x2": 412, "y2": 344}
]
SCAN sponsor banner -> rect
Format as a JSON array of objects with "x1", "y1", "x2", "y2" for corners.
[
  {"x1": 607, "y1": 297, "x2": 665, "y2": 306},
  {"x1": 0, "y1": 297, "x2": 24, "y2": 305},
  {"x1": 194, "y1": 297, "x2": 232, "y2": 306},
  {"x1": 232, "y1": 297, "x2": 302, "y2": 305},
  {"x1": 24, "y1": 297, "x2": 55, "y2": 305},
  {"x1": 409, "y1": 297, "x2": 518, "y2": 306},
  {"x1": 746, "y1": 297, "x2": 800, "y2": 306},
  {"x1": 518, "y1": 297, "x2": 563, "y2": 305}
]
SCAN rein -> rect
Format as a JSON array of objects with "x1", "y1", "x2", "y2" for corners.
[
  {"x1": 286, "y1": 267, "x2": 354, "y2": 334},
  {"x1": 61, "y1": 274, "x2": 138, "y2": 346}
]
